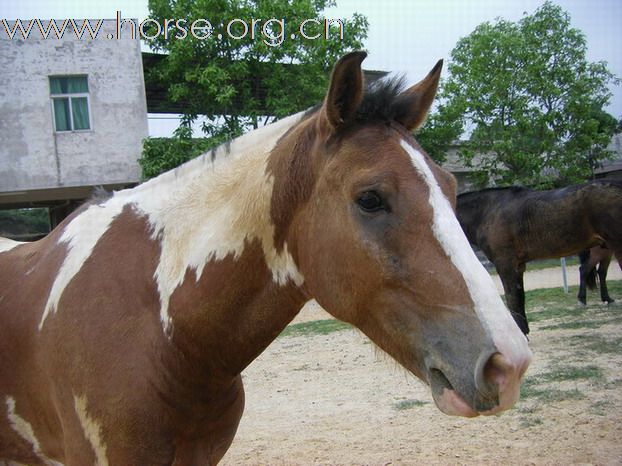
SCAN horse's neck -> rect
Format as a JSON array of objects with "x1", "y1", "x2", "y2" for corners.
[
  {"x1": 168, "y1": 263, "x2": 308, "y2": 377},
  {"x1": 126, "y1": 110, "x2": 306, "y2": 222},
  {"x1": 121, "y1": 113, "x2": 308, "y2": 374},
  {"x1": 458, "y1": 195, "x2": 488, "y2": 242}
]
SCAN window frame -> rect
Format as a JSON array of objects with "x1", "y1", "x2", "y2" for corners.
[{"x1": 49, "y1": 75, "x2": 92, "y2": 133}]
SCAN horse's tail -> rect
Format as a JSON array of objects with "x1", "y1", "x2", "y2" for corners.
[{"x1": 579, "y1": 249, "x2": 598, "y2": 290}]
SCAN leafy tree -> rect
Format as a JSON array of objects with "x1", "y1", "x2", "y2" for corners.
[
  {"x1": 145, "y1": 0, "x2": 368, "y2": 141},
  {"x1": 139, "y1": 135, "x2": 221, "y2": 180},
  {"x1": 417, "y1": 1, "x2": 619, "y2": 187},
  {"x1": 0, "y1": 209, "x2": 50, "y2": 238}
]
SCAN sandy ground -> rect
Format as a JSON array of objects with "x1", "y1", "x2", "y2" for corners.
[
  {"x1": 221, "y1": 266, "x2": 622, "y2": 465},
  {"x1": 503, "y1": 264, "x2": 622, "y2": 295}
]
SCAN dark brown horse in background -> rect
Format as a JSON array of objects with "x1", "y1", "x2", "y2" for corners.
[
  {"x1": 578, "y1": 245, "x2": 621, "y2": 305},
  {"x1": 0, "y1": 52, "x2": 530, "y2": 465},
  {"x1": 457, "y1": 180, "x2": 622, "y2": 335}
]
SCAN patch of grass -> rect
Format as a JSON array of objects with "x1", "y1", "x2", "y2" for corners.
[
  {"x1": 393, "y1": 399, "x2": 428, "y2": 410},
  {"x1": 525, "y1": 280, "x2": 622, "y2": 325},
  {"x1": 520, "y1": 385, "x2": 585, "y2": 402},
  {"x1": 519, "y1": 416, "x2": 544, "y2": 428},
  {"x1": 517, "y1": 404, "x2": 538, "y2": 414},
  {"x1": 519, "y1": 377, "x2": 544, "y2": 399},
  {"x1": 523, "y1": 364, "x2": 605, "y2": 387},
  {"x1": 526, "y1": 257, "x2": 580, "y2": 272},
  {"x1": 590, "y1": 400, "x2": 615, "y2": 416},
  {"x1": 541, "y1": 315, "x2": 622, "y2": 330},
  {"x1": 604, "y1": 378, "x2": 622, "y2": 389},
  {"x1": 526, "y1": 286, "x2": 572, "y2": 303},
  {"x1": 520, "y1": 364, "x2": 602, "y2": 403},
  {"x1": 537, "y1": 365, "x2": 605, "y2": 383},
  {"x1": 567, "y1": 334, "x2": 622, "y2": 355},
  {"x1": 540, "y1": 321, "x2": 592, "y2": 330},
  {"x1": 280, "y1": 319, "x2": 352, "y2": 338},
  {"x1": 489, "y1": 257, "x2": 580, "y2": 275},
  {"x1": 586, "y1": 336, "x2": 622, "y2": 354},
  {"x1": 528, "y1": 304, "x2": 582, "y2": 323}
]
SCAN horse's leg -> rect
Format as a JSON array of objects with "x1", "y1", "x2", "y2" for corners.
[
  {"x1": 173, "y1": 375, "x2": 245, "y2": 466},
  {"x1": 496, "y1": 260, "x2": 529, "y2": 335},
  {"x1": 598, "y1": 253, "x2": 614, "y2": 304},
  {"x1": 577, "y1": 249, "x2": 593, "y2": 305}
]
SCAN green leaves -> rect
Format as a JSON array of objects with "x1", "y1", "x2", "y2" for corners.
[
  {"x1": 140, "y1": 0, "x2": 367, "y2": 178},
  {"x1": 139, "y1": 137, "x2": 221, "y2": 180},
  {"x1": 145, "y1": 0, "x2": 367, "y2": 130},
  {"x1": 419, "y1": 1, "x2": 619, "y2": 188}
]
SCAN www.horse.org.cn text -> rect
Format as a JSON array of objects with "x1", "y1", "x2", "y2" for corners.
[{"x1": 1, "y1": 11, "x2": 347, "y2": 47}]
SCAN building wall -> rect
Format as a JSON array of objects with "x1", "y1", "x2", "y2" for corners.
[
  {"x1": 0, "y1": 20, "x2": 147, "y2": 204},
  {"x1": 596, "y1": 132, "x2": 622, "y2": 177},
  {"x1": 442, "y1": 144, "x2": 481, "y2": 193}
]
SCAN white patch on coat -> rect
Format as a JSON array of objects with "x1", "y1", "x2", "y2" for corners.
[
  {"x1": 73, "y1": 395, "x2": 108, "y2": 466},
  {"x1": 0, "y1": 237, "x2": 24, "y2": 254},
  {"x1": 399, "y1": 140, "x2": 529, "y2": 358},
  {"x1": 39, "y1": 112, "x2": 306, "y2": 332},
  {"x1": 133, "y1": 115, "x2": 306, "y2": 331},
  {"x1": 6, "y1": 397, "x2": 62, "y2": 466},
  {"x1": 39, "y1": 200, "x2": 126, "y2": 330}
]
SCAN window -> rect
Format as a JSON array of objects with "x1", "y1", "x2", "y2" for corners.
[{"x1": 50, "y1": 76, "x2": 91, "y2": 131}]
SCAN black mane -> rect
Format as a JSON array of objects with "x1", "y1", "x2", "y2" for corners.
[
  {"x1": 355, "y1": 75, "x2": 413, "y2": 124},
  {"x1": 304, "y1": 75, "x2": 416, "y2": 126}
]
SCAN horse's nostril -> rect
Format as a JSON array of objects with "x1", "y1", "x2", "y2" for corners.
[{"x1": 483, "y1": 352, "x2": 513, "y2": 393}]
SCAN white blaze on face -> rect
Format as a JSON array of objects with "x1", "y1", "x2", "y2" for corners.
[{"x1": 399, "y1": 140, "x2": 529, "y2": 357}]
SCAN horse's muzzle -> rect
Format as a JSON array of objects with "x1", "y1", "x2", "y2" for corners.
[{"x1": 428, "y1": 348, "x2": 531, "y2": 417}]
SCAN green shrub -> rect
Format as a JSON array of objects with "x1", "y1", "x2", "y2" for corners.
[{"x1": 139, "y1": 136, "x2": 223, "y2": 180}]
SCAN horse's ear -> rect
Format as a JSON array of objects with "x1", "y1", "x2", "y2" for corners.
[
  {"x1": 396, "y1": 59, "x2": 443, "y2": 131},
  {"x1": 321, "y1": 51, "x2": 367, "y2": 130}
]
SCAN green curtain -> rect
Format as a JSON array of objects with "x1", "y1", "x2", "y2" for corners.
[
  {"x1": 50, "y1": 76, "x2": 90, "y2": 130},
  {"x1": 50, "y1": 76, "x2": 88, "y2": 95},
  {"x1": 52, "y1": 98, "x2": 71, "y2": 131},
  {"x1": 71, "y1": 97, "x2": 90, "y2": 130}
]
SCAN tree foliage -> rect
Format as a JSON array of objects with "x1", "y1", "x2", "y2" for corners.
[
  {"x1": 139, "y1": 135, "x2": 221, "y2": 180},
  {"x1": 0, "y1": 209, "x2": 50, "y2": 237},
  {"x1": 145, "y1": 0, "x2": 368, "y2": 140},
  {"x1": 417, "y1": 2, "x2": 619, "y2": 187}
]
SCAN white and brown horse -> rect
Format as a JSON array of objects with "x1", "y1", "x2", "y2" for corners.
[{"x1": 0, "y1": 52, "x2": 530, "y2": 465}]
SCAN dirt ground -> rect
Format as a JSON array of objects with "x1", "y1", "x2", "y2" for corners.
[{"x1": 221, "y1": 266, "x2": 622, "y2": 466}]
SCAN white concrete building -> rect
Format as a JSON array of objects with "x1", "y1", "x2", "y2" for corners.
[
  {"x1": 596, "y1": 132, "x2": 622, "y2": 178},
  {"x1": 0, "y1": 19, "x2": 148, "y2": 219}
]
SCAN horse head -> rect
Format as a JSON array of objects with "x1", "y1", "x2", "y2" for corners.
[{"x1": 269, "y1": 52, "x2": 531, "y2": 417}]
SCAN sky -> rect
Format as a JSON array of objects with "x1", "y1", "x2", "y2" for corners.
[{"x1": 2, "y1": 0, "x2": 621, "y2": 135}]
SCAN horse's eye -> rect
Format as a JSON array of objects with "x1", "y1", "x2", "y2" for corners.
[{"x1": 356, "y1": 191, "x2": 386, "y2": 213}]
